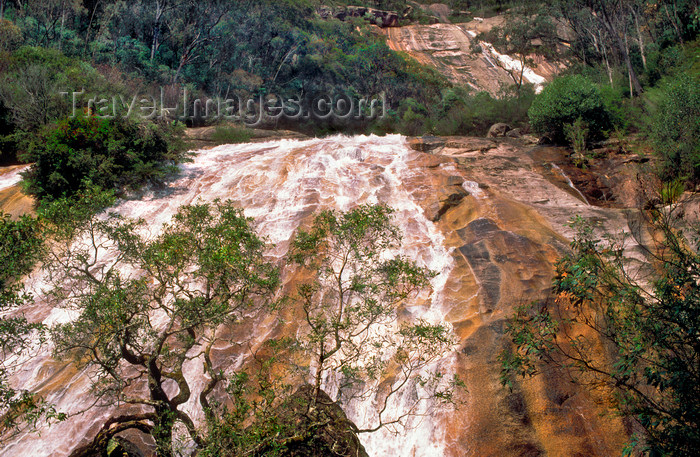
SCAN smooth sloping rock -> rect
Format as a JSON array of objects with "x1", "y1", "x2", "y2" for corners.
[{"x1": 408, "y1": 136, "x2": 446, "y2": 153}]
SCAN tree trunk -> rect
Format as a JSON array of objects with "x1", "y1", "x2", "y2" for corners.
[
  {"x1": 598, "y1": 5, "x2": 643, "y2": 95},
  {"x1": 625, "y1": 33, "x2": 633, "y2": 97},
  {"x1": 1, "y1": 0, "x2": 5, "y2": 20},
  {"x1": 83, "y1": 0, "x2": 100, "y2": 57},
  {"x1": 151, "y1": 0, "x2": 165, "y2": 61},
  {"x1": 664, "y1": 4, "x2": 684, "y2": 44},
  {"x1": 603, "y1": 44, "x2": 614, "y2": 86},
  {"x1": 312, "y1": 346, "x2": 325, "y2": 410},
  {"x1": 149, "y1": 358, "x2": 175, "y2": 457},
  {"x1": 59, "y1": 0, "x2": 66, "y2": 51},
  {"x1": 632, "y1": 8, "x2": 647, "y2": 69},
  {"x1": 596, "y1": 29, "x2": 614, "y2": 86}
]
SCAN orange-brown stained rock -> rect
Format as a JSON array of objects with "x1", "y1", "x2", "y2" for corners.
[
  {"x1": 0, "y1": 184, "x2": 34, "y2": 217},
  {"x1": 2, "y1": 136, "x2": 641, "y2": 456}
]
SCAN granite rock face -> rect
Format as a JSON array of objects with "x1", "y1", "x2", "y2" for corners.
[{"x1": 1, "y1": 136, "x2": 647, "y2": 457}]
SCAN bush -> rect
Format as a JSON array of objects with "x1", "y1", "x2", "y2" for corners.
[
  {"x1": 653, "y1": 74, "x2": 700, "y2": 186},
  {"x1": 0, "y1": 19, "x2": 21, "y2": 53},
  {"x1": 564, "y1": 117, "x2": 589, "y2": 167},
  {"x1": 21, "y1": 116, "x2": 187, "y2": 201},
  {"x1": 528, "y1": 75, "x2": 612, "y2": 143}
]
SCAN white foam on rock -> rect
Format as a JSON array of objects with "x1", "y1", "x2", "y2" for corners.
[{"x1": 5, "y1": 135, "x2": 459, "y2": 457}]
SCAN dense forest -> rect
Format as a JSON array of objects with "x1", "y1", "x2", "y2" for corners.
[{"x1": 0, "y1": 1, "x2": 699, "y2": 456}]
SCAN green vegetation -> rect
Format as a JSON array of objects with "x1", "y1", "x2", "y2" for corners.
[
  {"x1": 501, "y1": 214, "x2": 700, "y2": 455},
  {"x1": 0, "y1": 0, "x2": 543, "y2": 142},
  {"x1": 42, "y1": 201, "x2": 455, "y2": 456},
  {"x1": 564, "y1": 117, "x2": 589, "y2": 167},
  {"x1": 21, "y1": 116, "x2": 186, "y2": 202},
  {"x1": 652, "y1": 74, "x2": 700, "y2": 187},
  {"x1": 0, "y1": 212, "x2": 64, "y2": 441},
  {"x1": 212, "y1": 125, "x2": 253, "y2": 145},
  {"x1": 48, "y1": 197, "x2": 280, "y2": 457},
  {"x1": 289, "y1": 205, "x2": 456, "y2": 430},
  {"x1": 479, "y1": 5, "x2": 558, "y2": 94},
  {"x1": 528, "y1": 75, "x2": 612, "y2": 142}
]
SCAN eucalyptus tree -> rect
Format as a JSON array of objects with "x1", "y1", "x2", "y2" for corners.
[
  {"x1": 44, "y1": 192, "x2": 279, "y2": 457},
  {"x1": 483, "y1": 5, "x2": 558, "y2": 94},
  {"x1": 289, "y1": 205, "x2": 457, "y2": 433},
  {"x1": 501, "y1": 211, "x2": 700, "y2": 455},
  {"x1": 200, "y1": 204, "x2": 459, "y2": 457}
]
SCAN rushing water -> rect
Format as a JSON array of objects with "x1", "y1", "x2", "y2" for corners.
[
  {"x1": 5, "y1": 135, "x2": 461, "y2": 457},
  {"x1": 550, "y1": 162, "x2": 590, "y2": 205},
  {"x1": 0, "y1": 165, "x2": 28, "y2": 192}
]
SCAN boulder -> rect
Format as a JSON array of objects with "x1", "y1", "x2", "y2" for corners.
[
  {"x1": 408, "y1": 136, "x2": 446, "y2": 153},
  {"x1": 487, "y1": 123, "x2": 511, "y2": 138},
  {"x1": 537, "y1": 134, "x2": 554, "y2": 145},
  {"x1": 506, "y1": 128, "x2": 522, "y2": 138},
  {"x1": 426, "y1": 3, "x2": 452, "y2": 22},
  {"x1": 279, "y1": 385, "x2": 370, "y2": 457}
]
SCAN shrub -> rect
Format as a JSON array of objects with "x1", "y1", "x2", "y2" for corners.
[
  {"x1": 528, "y1": 75, "x2": 612, "y2": 142},
  {"x1": 21, "y1": 116, "x2": 187, "y2": 201},
  {"x1": 0, "y1": 19, "x2": 21, "y2": 53},
  {"x1": 564, "y1": 117, "x2": 589, "y2": 167},
  {"x1": 653, "y1": 74, "x2": 700, "y2": 186}
]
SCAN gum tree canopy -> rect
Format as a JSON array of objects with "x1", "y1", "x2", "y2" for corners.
[{"x1": 45, "y1": 193, "x2": 279, "y2": 457}]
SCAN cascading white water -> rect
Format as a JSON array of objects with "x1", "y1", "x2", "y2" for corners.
[
  {"x1": 464, "y1": 30, "x2": 546, "y2": 93},
  {"x1": 0, "y1": 165, "x2": 28, "y2": 192},
  {"x1": 550, "y1": 162, "x2": 590, "y2": 205},
  {"x1": 4, "y1": 135, "x2": 460, "y2": 457}
]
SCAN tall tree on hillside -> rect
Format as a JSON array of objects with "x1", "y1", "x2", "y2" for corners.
[
  {"x1": 167, "y1": 0, "x2": 227, "y2": 83},
  {"x1": 21, "y1": 0, "x2": 83, "y2": 48},
  {"x1": 552, "y1": 0, "x2": 643, "y2": 95}
]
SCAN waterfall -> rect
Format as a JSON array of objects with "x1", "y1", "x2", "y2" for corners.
[
  {"x1": 4, "y1": 135, "x2": 460, "y2": 457},
  {"x1": 550, "y1": 163, "x2": 590, "y2": 205},
  {"x1": 0, "y1": 165, "x2": 29, "y2": 192}
]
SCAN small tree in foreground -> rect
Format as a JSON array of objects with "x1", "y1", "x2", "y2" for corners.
[
  {"x1": 500, "y1": 212, "x2": 700, "y2": 456},
  {"x1": 45, "y1": 192, "x2": 279, "y2": 457},
  {"x1": 201, "y1": 205, "x2": 460, "y2": 457},
  {"x1": 289, "y1": 205, "x2": 457, "y2": 432}
]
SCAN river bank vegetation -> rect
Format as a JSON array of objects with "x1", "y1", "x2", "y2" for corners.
[{"x1": 0, "y1": 1, "x2": 699, "y2": 455}]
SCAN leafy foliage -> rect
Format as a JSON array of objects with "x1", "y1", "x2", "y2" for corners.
[
  {"x1": 528, "y1": 74, "x2": 612, "y2": 142},
  {"x1": 21, "y1": 115, "x2": 187, "y2": 202},
  {"x1": 564, "y1": 117, "x2": 589, "y2": 167},
  {"x1": 480, "y1": 6, "x2": 558, "y2": 93},
  {"x1": 501, "y1": 214, "x2": 700, "y2": 456},
  {"x1": 652, "y1": 74, "x2": 700, "y2": 186},
  {"x1": 46, "y1": 196, "x2": 279, "y2": 457},
  {"x1": 289, "y1": 205, "x2": 457, "y2": 433}
]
